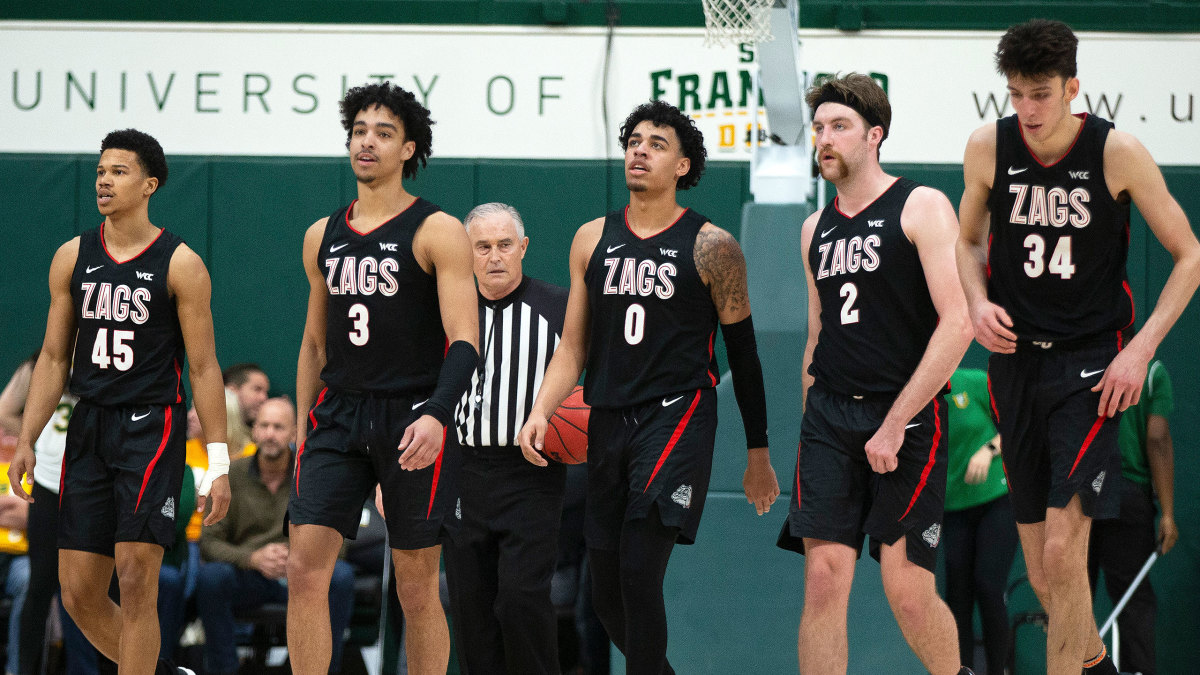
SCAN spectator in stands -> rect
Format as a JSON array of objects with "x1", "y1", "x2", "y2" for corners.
[
  {"x1": 196, "y1": 397, "x2": 354, "y2": 675},
  {"x1": 1089, "y1": 354, "x2": 1177, "y2": 675},
  {"x1": 0, "y1": 453, "x2": 30, "y2": 675},
  {"x1": 0, "y1": 357, "x2": 98, "y2": 675},
  {"x1": 222, "y1": 363, "x2": 270, "y2": 453},
  {"x1": 941, "y1": 368, "x2": 1018, "y2": 675}
]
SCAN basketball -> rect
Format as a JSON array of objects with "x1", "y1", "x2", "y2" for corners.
[{"x1": 543, "y1": 385, "x2": 589, "y2": 464}]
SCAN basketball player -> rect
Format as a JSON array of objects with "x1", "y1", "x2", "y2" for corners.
[
  {"x1": 289, "y1": 82, "x2": 478, "y2": 675},
  {"x1": 518, "y1": 100, "x2": 780, "y2": 674},
  {"x1": 776, "y1": 74, "x2": 973, "y2": 675},
  {"x1": 7, "y1": 128, "x2": 231, "y2": 675},
  {"x1": 957, "y1": 20, "x2": 1200, "y2": 675}
]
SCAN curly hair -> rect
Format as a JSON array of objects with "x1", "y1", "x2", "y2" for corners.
[
  {"x1": 617, "y1": 100, "x2": 706, "y2": 191},
  {"x1": 340, "y1": 82, "x2": 434, "y2": 180},
  {"x1": 100, "y1": 128, "x2": 168, "y2": 188},
  {"x1": 995, "y1": 19, "x2": 1078, "y2": 80}
]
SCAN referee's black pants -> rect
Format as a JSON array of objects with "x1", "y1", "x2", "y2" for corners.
[
  {"x1": 444, "y1": 442, "x2": 567, "y2": 675},
  {"x1": 1088, "y1": 476, "x2": 1159, "y2": 675}
]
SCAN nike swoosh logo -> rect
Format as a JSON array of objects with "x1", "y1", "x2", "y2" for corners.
[
  {"x1": 329, "y1": 243, "x2": 350, "y2": 252},
  {"x1": 131, "y1": 411, "x2": 152, "y2": 422},
  {"x1": 662, "y1": 396, "x2": 684, "y2": 407},
  {"x1": 905, "y1": 422, "x2": 921, "y2": 429},
  {"x1": 820, "y1": 227, "x2": 837, "y2": 238},
  {"x1": 86, "y1": 265, "x2": 104, "y2": 273},
  {"x1": 412, "y1": 399, "x2": 428, "y2": 410},
  {"x1": 1080, "y1": 368, "x2": 1105, "y2": 378},
  {"x1": 1007, "y1": 166, "x2": 1028, "y2": 175},
  {"x1": 607, "y1": 244, "x2": 626, "y2": 253}
]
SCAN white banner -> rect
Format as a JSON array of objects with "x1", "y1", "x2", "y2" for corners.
[{"x1": 2, "y1": 21, "x2": 1197, "y2": 164}]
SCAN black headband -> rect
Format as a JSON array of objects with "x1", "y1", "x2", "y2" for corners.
[{"x1": 811, "y1": 89, "x2": 888, "y2": 140}]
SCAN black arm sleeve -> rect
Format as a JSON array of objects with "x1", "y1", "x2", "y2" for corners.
[
  {"x1": 721, "y1": 315, "x2": 769, "y2": 449},
  {"x1": 423, "y1": 340, "x2": 478, "y2": 426}
]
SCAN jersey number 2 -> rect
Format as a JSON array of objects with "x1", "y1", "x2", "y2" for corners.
[
  {"x1": 91, "y1": 328, "x2": 134, "y2": 371},
  {"x1": 839, "y1": 283, "x2": 860, "y2": 325},
  {"x1": 349, "y1": 303, "x2": 370, "y2": 346}
]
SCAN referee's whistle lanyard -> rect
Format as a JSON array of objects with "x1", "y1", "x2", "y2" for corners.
[{"x1": 473, "y1": 301, "x2": 497, "y2": 410}]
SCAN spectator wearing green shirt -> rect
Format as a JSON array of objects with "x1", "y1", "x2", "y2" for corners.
[
  {"x1": 1088, "y1": 358, "x2": 1176, "y2": 675},
  {"x1": 942, "y1": 369, "x2": 1018, "y2": 675}
]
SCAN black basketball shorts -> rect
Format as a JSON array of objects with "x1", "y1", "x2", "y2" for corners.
[
  {"x1": 59, "y1": 401, "x2": 187, "y2": 556},
  {"x1": 289, "y1": 388, "x2": 459, "y2": 549},
  {"x1": 777, "y1": 386, "x2": 948, "y2": 573},
  {"x1": 585, "y1": 387, "x2": 718, "y2": 550},
  {"x1": 988, "y1": 335, "x2": 1123, "y2": 524}
]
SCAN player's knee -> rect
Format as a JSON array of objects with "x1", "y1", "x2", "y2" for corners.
[
  {"x1": 1041, "y1": 536, "x2": 1084, "y2": 588},
  {"x1": 803, "y1": 563, "x2": 852, "y2": 612},
  {"x1": 286, "y1": 555, "x2": 334, "y2": 596},
  {"x1": 394, "y1": 575, "x2": 439, "y2": 614}
]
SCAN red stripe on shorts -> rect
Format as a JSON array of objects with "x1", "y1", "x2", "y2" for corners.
[
  {"x1": 899, "y1": 398, "x2": 941, "y2": 521},
  {"x1": 296, "y1": 387, "x2": 329, "y2": 495},
  {"x1": 173, "y1": 359, "x2": 183, "y2": 404},
  {"x1": 644, "y1": 390, "x2": 701, "y2": 493},
  {"x1": 986, "y1": 371, "x2": 1000, "y2": 425},
  {"x1": 1068, "y1": 415, "x2": 1106, "y2": 478},
  {"x1": 135, "y1": 406, "x2": 173, "y2": 512},
  {"x1": 426, "y1": 426, "x2": 448, "y2": 519}
]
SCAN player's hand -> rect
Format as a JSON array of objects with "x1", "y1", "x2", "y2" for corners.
[
  {"x1": 397, "y1": 414, "x2": 445, "y2": 471},
  {"x1": 964, "y1": 447, "x2": 993, "y2": 485},
  {"x1": 200, "y1": 474, "x2": 231, "y2": 526},
  {"x1": 1092, "y1": 347, "x2": 1147, "y2": 418},
  {"x1": 865, "y1": 422, "x2": 904, "y2": 474},
  {"x1": 1158, "y1": 514, "x2": 1178, "y2": 555},
  {"x1": 6, "y1": 443, "x2": 35, "y2": 503},
  {"x1": 969, "y1": 301, "x2": 1017, "y2": 353},
  {"x1": 743, "y1": 447, "x2": 780, "y2": 515},
  {"x1": 517, "y1": 413, "x2": 550, "y2": 467}
]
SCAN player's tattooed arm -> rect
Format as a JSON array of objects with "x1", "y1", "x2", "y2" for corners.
[{"x1": 695, "y1": 224, "x2": 751, "y2": 323}]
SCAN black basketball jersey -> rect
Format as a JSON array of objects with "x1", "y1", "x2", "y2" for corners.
[
  {"x1": 808, "y1": 178, "x2": 939, "y2": 396},
  {"x1": 987, "y1": 113, "x2": 1134, "y2": 342},
  {"x1": 69, "y1": 225, "x2": 186, "y2": 406},
  {"x1": 583, "y1": 207, "x2": 719, "y2": 408},
  {"x1": 319, "y1": 198, "x2": 447, "y2": 395}
]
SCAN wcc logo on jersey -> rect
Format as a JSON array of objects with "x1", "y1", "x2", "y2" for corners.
[{"x1": 601, "y1": 256, "x2": 677, "y2": 299}]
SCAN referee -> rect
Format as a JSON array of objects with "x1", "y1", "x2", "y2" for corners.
[{"x1": 444, "y1": 203, "x2": 568, "y2": 674}]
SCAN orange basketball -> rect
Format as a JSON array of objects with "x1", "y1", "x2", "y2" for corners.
[{"x1": 543, "y1": 385, "x2": 589, "y2": 464}]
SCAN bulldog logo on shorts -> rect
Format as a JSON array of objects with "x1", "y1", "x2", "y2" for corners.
[
  {"x1": 1092, "y1": 471, "x2": 1106, "y2": 494},
  {"x1": 922, "y1": 523, "x2": 941, "y2": 548},
  {"x1": 671, "y1": 484, "x2": 693, "y2": 509},
  {"x1": 455, "y1": 498, "x2": 462, "y2": 520},
  {"x1": 161, "y1": 497, "x2": 175, "y2": 520}
]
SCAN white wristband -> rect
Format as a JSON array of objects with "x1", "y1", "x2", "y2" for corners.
[{"x1": 199, "y1": 442, "x2": 230, "y2": 496}]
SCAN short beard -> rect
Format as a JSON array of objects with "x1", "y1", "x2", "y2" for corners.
[{"x1": 626, "y1": 179, "x2": 648, "y2": 193}]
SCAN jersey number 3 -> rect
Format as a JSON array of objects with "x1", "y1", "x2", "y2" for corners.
[
  {"x1": 91, "y1": 328, "x2": 135, "y2": 371},
  {"x1": 348, "y1": 303, "x2": 370, "y2": 346}
]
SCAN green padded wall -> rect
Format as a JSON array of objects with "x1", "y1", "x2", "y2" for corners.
[{"x1": 3, "y1": 155, "x2": 1199, "y2": 673}]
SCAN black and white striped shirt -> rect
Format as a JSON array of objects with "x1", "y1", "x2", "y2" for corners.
[{"x1": 454, "y1": 276, "x2": 567, "y2": 448}]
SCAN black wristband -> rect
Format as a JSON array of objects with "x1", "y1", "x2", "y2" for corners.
[
  {"x1": 720, "y1": 315, "x2": 769, "y2": 449},
  {"x1": 423, "y1": 340, "x2": 479, "y2": 426}
]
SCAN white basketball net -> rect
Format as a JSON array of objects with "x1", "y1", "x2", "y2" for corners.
[{"x1": 702, "y1": 0, "x2": 775, "y2": 46}]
